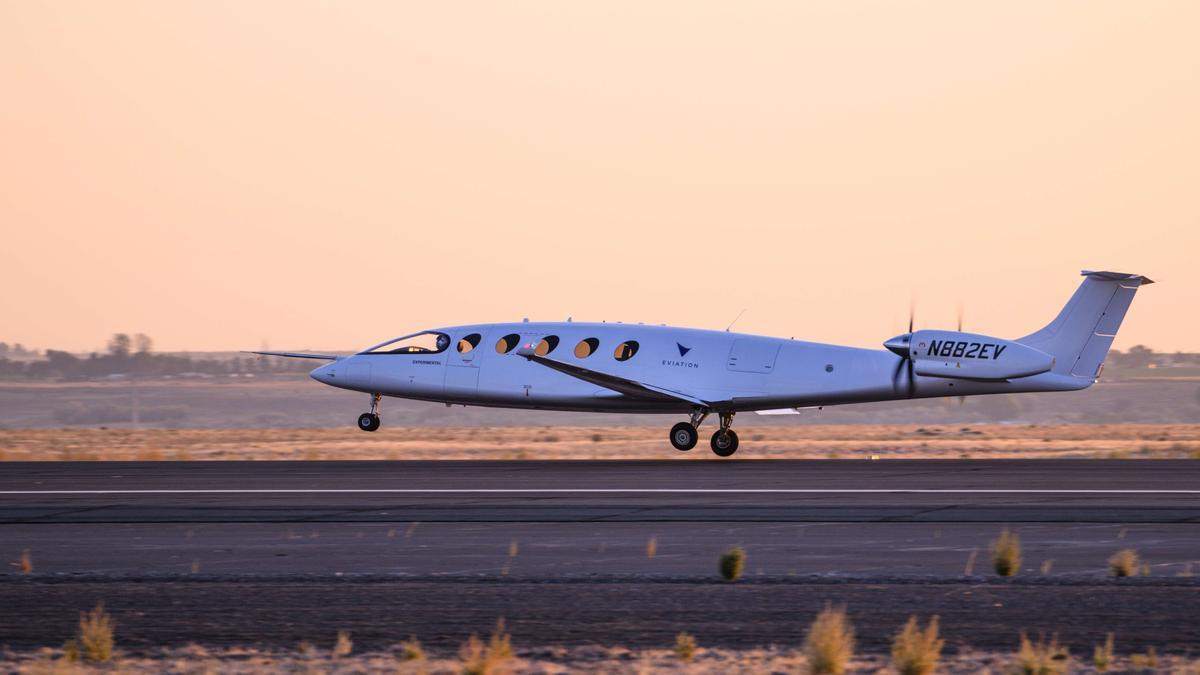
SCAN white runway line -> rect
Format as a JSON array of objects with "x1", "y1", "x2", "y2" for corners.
[{"x1": 1, "y1": 489, "x2": 1199, "y2": 495}]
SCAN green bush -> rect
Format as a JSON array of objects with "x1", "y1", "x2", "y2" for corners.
[
  {"x1": 991, "y1": 528, "x2": 1022, "y2": 577},
  {"x1": 719, "y1": 546, "x2": 746, "y2": 582}
]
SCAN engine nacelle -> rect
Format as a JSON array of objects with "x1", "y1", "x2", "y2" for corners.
[{"x1": 887, "y1": 330, "x2": 1054, "y2": 381}]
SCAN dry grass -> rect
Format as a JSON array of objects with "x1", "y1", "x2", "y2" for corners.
[
  {"x1": 803, "y1": 603, "x2": 856, "y2": 675},
  {"x1": 991, "y1": 529, "x2": 1022, "y2": 577},
  {"x1": 398, "y1": 636, "x2": 425, "y2": 662},
  {"x1": 646, "y1": 536, "x2": 658, "y2": 559},
  {"x1": 719, "y1": 546, "x2": 746, "y2": 582},
  {"x1": 78, "y1": 602, "x2": 115, "y2": 663},
  {"x1": 1109, "y1": 549, "x2": 1139, "y2": 577},
  {"x1": 891, "y1": 616, "x2": 944, "y2": 675},
  {"x1": 460, "y1": 618, "x2": 514, "y2": 675},
  {"x1": 674, "y1": 632, "x2": 698, "y2": 662},
  {"x1": 1013, "y1": 633, "x2": 1069, "y2": 675},
  {"x1": 332, "y1": 630, "x2": 353, "y2": 658},
  {"x1": 14, "y1": 549, "x2": 32, "y2": 574},
  {"x1": 1093, "y1": 633, "x2": 1114, "y2": 672},
  {"x1": 5, "y1": 423, "x2": 1200, "y2": 461},
  {"x1": 1131, "y1": 646, "x2": 1159, "y2": 669}
]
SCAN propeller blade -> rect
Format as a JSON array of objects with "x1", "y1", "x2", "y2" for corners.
[
  {"x1": 908, "y1": 299, "x2": 915, "y2": 334},
  {"x1": 907, "y1": 356, "x2": 916, "y2": 398}
]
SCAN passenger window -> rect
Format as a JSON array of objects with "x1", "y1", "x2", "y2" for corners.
[
  {"x1": 614, "y1": 340, "x2": 639, "y2": 361},
  {"x1": 535, "y1": 336, "x2": 560, "y2": 356},
  {"x1": 495, "y1": 333, "x2": 521, "y2": 354},
  {"x1": 458, "y1": 333, "x2": 481, "y2": 353},
  {"x1": 574, "y1": 338, "x2": 600, "y2": 358},
  {"x1": 364, "y1": 332, "x2": 450, "y2": 354}
]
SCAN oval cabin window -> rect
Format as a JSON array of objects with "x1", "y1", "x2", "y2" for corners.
[
  {"x1": 535, "y1": 335, "x2": 559, "y2": 356},
  {"x1": 495, "y1": 333, "x2": 521, "y2": 354},
  {"x1": 458, "y1": 333, "x2": 481, "y2": 353},
  {"x1": 614, "y1": 340, "x2": 639, "y2": 362},
  {"x1": 574, "y1": 337, "x2": 600, "y2": 358}
]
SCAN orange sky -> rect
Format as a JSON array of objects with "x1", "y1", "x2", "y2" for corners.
[{"x1": 2, "y1": 1, "x2": 1197, "y2": 353}]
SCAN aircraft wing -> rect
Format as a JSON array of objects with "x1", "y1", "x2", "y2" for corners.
[
  {"x1": 247, "y1": 351, "x2": 342, "y2": 361},
  {"x1": 516, "y1": 347, "x2": 710, "y2": 407}
]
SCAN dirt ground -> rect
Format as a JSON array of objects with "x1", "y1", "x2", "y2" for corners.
[
  {"x1": 1, "y1": 644, "x2": 1195, "y2": 674},
  {"x1": 1, "y1": 424, "x2": 1198, "y2": 461}
]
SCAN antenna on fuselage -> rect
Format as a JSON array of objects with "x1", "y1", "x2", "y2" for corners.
[{"x1": 725, "y1": 308, "x2": 747, "y2": 332}]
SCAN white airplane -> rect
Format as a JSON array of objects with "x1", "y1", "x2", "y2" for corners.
[{"x1": 256, "y1": 270, "x2": 1151, "y2": 457}]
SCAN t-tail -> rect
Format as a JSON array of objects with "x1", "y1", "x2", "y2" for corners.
[{"x1": 1017, "y1": 270, "x2": 1153, "y2": 385}]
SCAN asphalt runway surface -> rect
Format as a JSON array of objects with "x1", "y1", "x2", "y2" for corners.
[{"x1": 3, "y1": 460, "x2": 1200, "y2": 653}]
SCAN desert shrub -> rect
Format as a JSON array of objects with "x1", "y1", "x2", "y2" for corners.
[
  {"x1": 1130, "y1": 647, "x2": 1159, "y2": 669},
  {"x1": 891, "y1": 615, "x2": 944, "y2": 675},
  {"x1": 803, "y1": 603, "x2": 855, "y2": 675},
  {"x1": 398, "y1": 636, "x2": 425, "y2": 662},
  {"x1": 1109, "y1": 549, "x2": 1139, "y2": 577},
  {"x1": 991, "y1": 528, "x2": 1022, "y2": 577},
  {"x1": 332, "y1": 630, "x2": 352, "y2": 658},
  {"x1": 646, "y1": 536, "x2": 658, "y2": 559},
  {"x1": 1013, "y1": 633, "x2": 1069, "y2": 675},
  {"x1": 460, "y1": 618, "x2": 513, "y2": 675},
  {"x1": 674, "y1": 632, "x2": 698, "y2": 662},
  {"x1": 18, "y1": 549, "x2": 32, "y2": 574},
  {"x1": 719, "y1": 546, "x2": 746, "y2": 582},
  {"x1": 78, "y1": 602, "x2": 115, "y2": 663},
  {"x1": 61, "y1": 639, "x2": 80, "y2": 664},
  {"x1": 1093, "y1": 633, "x2": 1114, "y2": 672}
]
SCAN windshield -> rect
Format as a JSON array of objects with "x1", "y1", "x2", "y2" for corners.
[{"x1": 361, "y1": 331, "x2": 451, "y2": 355}]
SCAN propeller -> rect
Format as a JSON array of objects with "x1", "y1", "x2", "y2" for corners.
[
  {"x1": 883, "y1": 301, "x2": 917, "y2": 398},
  {"x1": 956, "y1": 303, "x2": 966, "y2": 405}
]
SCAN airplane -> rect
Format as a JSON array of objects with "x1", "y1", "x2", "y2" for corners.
[{"x1": 255, "y1": 270, "x2": 1151, "y2": 457}]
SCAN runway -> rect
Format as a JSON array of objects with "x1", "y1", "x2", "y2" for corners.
[{"x1": 3, "y1": 460, "x2": 1200, "y2": 653}]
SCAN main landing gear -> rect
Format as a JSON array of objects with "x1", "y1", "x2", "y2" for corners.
[
  {"x1": 357, "y1": 393, "x2": 382, "y2": 432},
  {"x1": 669, "y1": 410, "x2": 739, "y2": 457}
]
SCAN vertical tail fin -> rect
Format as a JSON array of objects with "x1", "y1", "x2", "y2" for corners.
[{"x1": 1018, "y1": 270, "x2": 1153, "y2": 382}]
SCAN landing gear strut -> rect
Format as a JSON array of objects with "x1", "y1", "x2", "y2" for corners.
[
  {"x1": 669, "y1": 410, "x2": 709, "y2": 451},
  {"x1": 357, "y1": 393, "x2": 382, "y2": 432},
  {"x1": 710, "y1": 412, "x2": 738, "y2": 457}
]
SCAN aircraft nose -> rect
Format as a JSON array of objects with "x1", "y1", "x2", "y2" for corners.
[{"x1": 310, "y1": 362, "x2": 335, "y2": 383}]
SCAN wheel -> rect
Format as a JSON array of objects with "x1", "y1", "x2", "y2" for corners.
[
  {"x1": 710, "y1": 429, "x2": 739, "y2": 457},
  {"x1": 357, "y1": 412, "x2": 380, "y2": 432},
  {"x1": 669, "y1": 422, "x2": 699, "y2": 451}
]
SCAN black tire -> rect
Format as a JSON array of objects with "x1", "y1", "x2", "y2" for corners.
[
  {"x1": 710, "y1": 429, "x2": 739, "y2": 457},
  {"x1": 357, "y1": 413, "x2": 381, "y2": 432},
  {"x1": 669, "y1": 422, "x2": 698, "y2": 451}
]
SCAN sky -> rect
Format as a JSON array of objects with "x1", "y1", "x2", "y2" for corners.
[{"x1": 1, "y1": 1, "x2": 1197, "y2": 353}]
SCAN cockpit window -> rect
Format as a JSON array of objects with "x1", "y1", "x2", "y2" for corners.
[{"x1": 361, "y1": 331, "x2": 451, "y2": 355}]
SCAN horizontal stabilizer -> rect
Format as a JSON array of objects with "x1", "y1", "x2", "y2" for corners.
[{"x1": 247, "y1": 351, "x2": 342, "y2": 361}]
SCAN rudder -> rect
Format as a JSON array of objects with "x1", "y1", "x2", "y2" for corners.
[{"x1": 1018, "y1": 270, "x2": 1153, "y2": 382}]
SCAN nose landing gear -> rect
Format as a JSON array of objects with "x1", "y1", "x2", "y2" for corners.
[{"x1": 357, "y1": 393, "x2": 382, "y2": 432}]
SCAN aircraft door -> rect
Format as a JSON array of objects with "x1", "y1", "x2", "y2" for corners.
[
  {"x1": 445, "y1": 331, "x2": 483, "y2": 397},
  {"x1": 727, "y1": 339, "x2": 780, "y2": 374}
]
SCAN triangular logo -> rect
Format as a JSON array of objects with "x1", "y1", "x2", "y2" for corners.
[{"x1": 677, "y1": 343, "x2": 691, "y2": 357}]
